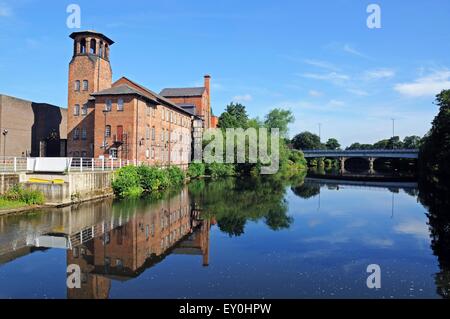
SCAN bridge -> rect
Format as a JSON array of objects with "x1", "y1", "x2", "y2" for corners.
[{"x1": 301, "y1": 149, "x2": 419, "y2": 173}]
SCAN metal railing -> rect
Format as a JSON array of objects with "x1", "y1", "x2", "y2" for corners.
[{"x1": 0, "y1": 157, "x2": 28, "y2": 172}]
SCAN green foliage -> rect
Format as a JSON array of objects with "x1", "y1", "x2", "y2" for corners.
[
  {"x1": 112, "y1": 166, "x2": 142, "y2": 198},
  {"x1": 113, "y1": 165, "x2": 186, "y2": 198},
  {"x1": 264, "y1": 108, "x2": 295, "y2": 138},
  {"x1": 1, "y1": 185, "x2": 45, "y2": 206},
  {"x1": 325, "y1": 138, "x2": 340, "y2": 150},
  {"x1": 420, "y1": 89, "x2": 450, "y2": 179},
  {"x1": 291, "y1": 131, "x2": 323, "y2": 150},
  {"x1": 403, "y1": 135, "x2": 422, "y2": 149},
  {"x1": 188, "y1": 162, "x2": 206, "y2": 178},
  {"x1": 206, "y1": 162, "x2": 235, "y2": 178},
  {"x1": 218, "y1": 103, "x2": 249, "y2": 129}
]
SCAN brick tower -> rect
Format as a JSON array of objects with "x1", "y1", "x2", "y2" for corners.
[{"x1": 67, "y1": 31, "x2": 114, "y2": 157}]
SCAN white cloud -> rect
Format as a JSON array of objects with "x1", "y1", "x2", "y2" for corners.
[
  {"x1": 394, "y1": 220, "x2": 429, "y2": 240},
  {"x1": 299, "y1": 72, "x2": 350, "y2": 82},
  {"x1": 303, "y1": 59, "x2": 339, "y2": 71},
  {"x1": 308, "y1": 90, "x2": 322, "y2": 97},
  {"x1": 232, "y1": 94, "x2": 252, "y2": 102},
  {"x1": 394, "y1": 69, "x2": 450, "y2": 97},
  {"x1": 343, "y1": 44, "x2": 368, "y2": 58},
  {"x1": 328, "y1": 99, "x2": 345, "y2": 107},
  {"x1": 0, "y1": 2, "x2": 12, "y2": 17},
  {"x1": 364, "y1": 68, "x2": 396, "y2": 80},
  {"x1": 347, "y1": 88, "x2": 369, "y2": 96}
]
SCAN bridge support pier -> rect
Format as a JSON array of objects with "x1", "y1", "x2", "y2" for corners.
[
  {"x1": 368, "y1": 157, "x2": 375, "y2": 174},
  {"x1": 339, "y1": 157, "x2": 347, "y2": 174}
]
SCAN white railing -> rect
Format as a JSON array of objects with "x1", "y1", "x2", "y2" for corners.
[
  {"x1": 0, "y1": 157, "x2": 28, "y2": 173},
  {"x1": 0, "y1": 156, "x2": 189, "y2": 173}
]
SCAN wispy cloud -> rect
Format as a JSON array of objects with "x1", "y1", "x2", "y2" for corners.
[
  {"x1": 343, "y1": 44, "x2": 368, "y2": 58},
  {"x1": 299, "y1": 72, "x2": 350, "y2": 82},
  {"x1": 394, "y1": 68, "x2": 450, "y2": 97},
  {"x1": 303, "y1": 59, "x2": 339, "y2": 71},
  {"x1": 0, "y1": 2, "x2": 12, "y2": 17},
  {"x1": 364, "y1": 68, "x2": 396, "y2": 80},
  {"x1": 232, "y1": 94, "x2": 252, "y2": 102},
  {"x1": 347, "y1": 88, "x2": 369, "y2": 96},
  {"x1": 308, "y1": 90, "x2": 323, "y2": 97}
]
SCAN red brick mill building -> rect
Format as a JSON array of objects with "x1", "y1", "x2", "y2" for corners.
[{"x1": 67, "y1": 30, "x2": 218, "y2": 166}]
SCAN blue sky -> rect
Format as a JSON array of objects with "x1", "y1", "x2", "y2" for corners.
[{"x1": 1, "y1": 0, "x2": 449, "y2": 147}]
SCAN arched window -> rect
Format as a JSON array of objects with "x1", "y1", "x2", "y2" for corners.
[
  {"x1": 117, "y1": 98, "x2": 124, "y2": 111},
  {"x1": 90, "y1": 39, "x2": 96, "y2": 54},
  {"x1": 105, "y1": 99, "x2": 112, "y2": 111},
  {"x1": 104, "y1": 44, "x2": 109, "y2": 59},
  {"x1": 146, "y1": 125, "x2": 150, "y2": 140},
  {"x1": 81, "y1": 104, "x2": 88, "y2": 115},
  {"x1": 152, "y1": 127, "x2": 155, "y2": 141},
  {"x1": 73, "y1": 104, "x2": 80, "y2": 116},
  {"x1": 74, "y1": 80, "x2": 80, "y2": 91},
  {"x1": 99, "y1": 41, "x2": 104, "y2": 58},
  {"x1": 105, "y1": 125, "x2": 111, "y2": 137},
  {"x1": 82, "y1": 80, "x2": 88, "y2": 91},
  {"x1": 81, "y1": 127, "x2": 87, "y2": 140},
  {"x1": 73, "y1": 128, "x2": 80, "y2": 140},
  {"x1": 80, "y1": 38, "x2": 86, "y2": 54}
]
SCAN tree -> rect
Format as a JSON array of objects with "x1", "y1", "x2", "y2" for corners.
[
  {"x1": 325, "y1": 138, "x2": 340, "y2": 150},
  {"x1": 403, "y1": 135, "x2": 422, "y2": 149},
  {"x1": 264, "y1": 108, "x2": 295, "y2": 138},
  {"x1": 218, "y1": 103, "x2": 249, "y2": 129},
  {"x1": 346, "y1": 143, "x2": 373, "y2": 150},
  {"x1": 420, "y1": 89, "x2": 450, "y2": 179},
  {"x1": 291, "y1": 131, "x2": 322, "y2": 150}
]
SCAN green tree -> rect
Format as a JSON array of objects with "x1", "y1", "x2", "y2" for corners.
[
  {"x1": 291, "y1": 131, "x2": 322, "y2": 150},
  {"x1": 264, "y1": 108, "x2": 295, "y2": 138},
  {"x1": 325, "y1": 138, "x2": 340, "y2": 150},
  {"x1": 420, "y1": 89, "x2": 450, "y2": 179},
  {"x1": 403, "y1": 135, "x2": 422, "y2": 149},
  {"x1": 218, "y1": 102, "x2": 249, "y2": 129}
]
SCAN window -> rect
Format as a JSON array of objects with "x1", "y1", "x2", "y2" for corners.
[
  {"x1": 170, "y1": 111, "x2": 173, "y2": 123},
  {"x1": 90, "y1": 39, "x2": 96, "y2": 54},
  {"x1": 146, "y1": 149, "x2": 150, "y2": 159},
  {"x1": 109, "y1": 148, "x2": 118, "y2": 158},
  {"x1": 82, "y1": 80, "x2": 88, "y2": 91},
  {"x1": 146, "y1": 126, "x2": 150, "y2": 140},
  {"x1": 161, "y1": 129, "x2": 164, "y2": 142},
  {"x1": 81, "y1": 104, "x2": 88, "y2": 115},
  {"x1": 80, "y1": 39, "x2": 86, "y2": 54},
  {"x1": 81, "y1": 127, "x2": 87, "y2": 140},
  {"x1": 73, "y1": 128, "x2": 80, "y2": 140},
  {"x1": 75, "y1": 80, "x2": 80, "y2": 91},
  {"x1": 146, "y1": 104, "x2": 151, "y2": 116},
  {"x1": 117, "y1": 98, "x2": 124, "y2": 111},
  {"x1": 73, "y1": 104, "x2": 80, "y2": 116},
  {"x1": 105, "y1": 125, "x2": 111, "y2": 137},
  {"x1": 105, "y1": 99, "x2": 112, "y2": 111},
  {"x1": 152, "y1": 147, "x2": 155, "y2": 159},
  {"x1": 152, "y1": 127, "x2": 155, "y2": 141},
  {"x1": 81, "y1": 151, "x2": 87, "y2": 157}
]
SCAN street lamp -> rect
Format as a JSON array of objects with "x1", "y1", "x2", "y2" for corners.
[
  {"x1": 102, "y1": 109, "x2": 109, "y2": 151},
  {"x1": 2, "y1": 129, "x2": 8, "y2": 170}
]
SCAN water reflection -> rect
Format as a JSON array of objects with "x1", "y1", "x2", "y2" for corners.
[{"x1": 1, "y1": 173, "x2": 450, "y2": 298}]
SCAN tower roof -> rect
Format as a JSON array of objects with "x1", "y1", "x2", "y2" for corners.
[{"x1": 69, "y1": 30, "x2": 114, "y2": 45}]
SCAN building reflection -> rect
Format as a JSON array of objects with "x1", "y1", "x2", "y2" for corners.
[{"x1": 66, "y1": 188, "x2": 212, "y2": 299}]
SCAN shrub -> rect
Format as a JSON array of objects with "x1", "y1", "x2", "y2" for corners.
[
  {"x1": 112, "y1": 166, "x2": 141, "y2": 197},
  {"x1": 3, "y1": 185, "x2": 45, "y2": 205},
  {"x1": 137, "y1": 165, "x2": 161, "y2": 191},
  {"x1": 206, "y1": 162, "x2": 235, "y2": 178},
  {"x1": 167, "y1": 166, "x2": 185, "y2": 185},
  {"x1": 188, "y1": 162, "x2": 206, "y2": 178}
]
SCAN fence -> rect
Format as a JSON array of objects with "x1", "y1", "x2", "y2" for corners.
[{"x1": 0, "y1": 156, "x2": 188, "y2": 173}]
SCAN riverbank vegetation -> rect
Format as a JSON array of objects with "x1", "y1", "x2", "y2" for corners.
[
  {"x1": 112, "y1": 165, "x2": 185, "y2": 198},
  {"x1": 0, "y1": 185, "x2": 45, "y2": 210}
]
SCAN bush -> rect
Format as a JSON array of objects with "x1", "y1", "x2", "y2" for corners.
[
  {"x1": 289, "y1": 150, "x2": 307, "y2": 166},
  {"x1": 206, "y1": 162, "x2": 235, "y2": 178},
  {"x1": 137, "y1": 165, "x2": 161, "y2": 191},
  {"x1": 112, "y1": 166, "x2": 142, "y2": 197},
  {"x1": 2, "y1": 185, "x2": 45, "y2": 205},
  {"x1": 188, "y1": 162, "x2": 206, "y2": 178},
  {"x1": 167, "y1": 166, "x2": 185, "y2": 185}
]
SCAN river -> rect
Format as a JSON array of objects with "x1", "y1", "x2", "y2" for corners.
[{"x1": 0, "y1": 174, "x2": 449, "y2": 299}]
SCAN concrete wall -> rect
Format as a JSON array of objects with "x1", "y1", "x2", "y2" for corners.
[
  {"x1": 0, "y1": 173, "x2": 22, "y2": 194},
  {"x1": 22, "y1": 171, "x2": 114, "y2": 205},
  {"x1": 0, "y1": 94, "x2": 67, "y2": 157}
]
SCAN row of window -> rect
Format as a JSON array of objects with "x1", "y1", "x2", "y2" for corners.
[
  {"x1": 73, "y1": 127, "x2": 87, "y2": 140},
  {"x1": 105, "y1": 99, "x2": 124, "y2": 112},
  {"x1": 76, "y1": 38, "x2": 109, "y2": 59},
  {"x1": 73, "y1": 103, "x2": 88, "y2": 116},
  {"x1": 74, "y1": 80, "x2": 89, "y2": 92}
]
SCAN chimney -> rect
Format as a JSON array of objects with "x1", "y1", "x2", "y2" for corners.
[{"x1": 204, "y1": 74, "x2": 211, "y2": 95}]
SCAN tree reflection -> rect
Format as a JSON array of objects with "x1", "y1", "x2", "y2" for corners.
[
  {"x1": 189, "y1": 175, "x2": 300, "y2": 237},
  {"x1": 291, "y1": 181, "x2": 321, "y2": 199},
  {"x1": 418, "y1": 175, "x2": 450, "y2": 298}
]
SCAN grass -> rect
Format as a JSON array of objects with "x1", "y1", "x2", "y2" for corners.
[{"x1": 0, "y1": 198, "x2": 28, "y2": 210}]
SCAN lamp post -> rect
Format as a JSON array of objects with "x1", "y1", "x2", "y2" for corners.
[
  {"x1": 102, "y1": 109, "x2": 109, "y2": 152},
  {"x1": 2, "y1": 129, "x2": 8, "y2": 171}
]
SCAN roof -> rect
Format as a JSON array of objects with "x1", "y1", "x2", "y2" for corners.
[
  {"x1": 69, "y1": 30, "x2": 114, "y2": 45},
  {"x1": 92, "y1": 77, "x2": 194, "y2": 117},
  {"x1": 160, "y1": 87, "x2": 206, "y2": 97}
]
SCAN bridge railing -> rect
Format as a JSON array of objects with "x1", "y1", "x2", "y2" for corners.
[{"x1": 301, "y1": 149, "x2": 419, "y2": 153}]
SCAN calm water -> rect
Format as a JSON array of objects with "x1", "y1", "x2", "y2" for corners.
[{"x1": 0, "y1": 175, "x2": 449, "y2": 299}]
